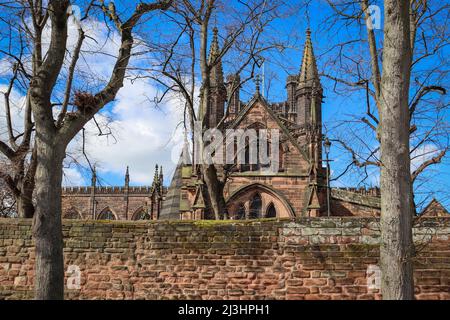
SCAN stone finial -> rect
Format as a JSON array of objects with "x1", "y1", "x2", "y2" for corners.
[
  {"x1": 153, "y1": 164, "x2": 159, "y2": 185},
  {"x1": 254, "y1": 74, "x2": 261, "y2": 96},
  {"x1": 159, "y1": 166, "x2": 163, "y2": 185},
  {"x1": 125, "y1": 166, "x2": 130, "y2": 186}
]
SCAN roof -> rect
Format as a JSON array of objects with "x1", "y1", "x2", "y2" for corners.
[
  {"x1": 298, "y1": 28, "x2": 320, "y2": 88},
  {"x1": 159, "y1": 157, "x2": 184, "y2": 220},
  {"x1": 421, "y1": 198, "x2": 449, "y2": 217},
  {"x1": 226, "y1": 93, "x2": 309, "y2": 162}
]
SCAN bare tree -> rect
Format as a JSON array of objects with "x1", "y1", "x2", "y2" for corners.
[
  {"x1": 377, "y1": 0, "x2": 415, "y2": 300},
  {"x1": 145, "y1": 0, "x2": 288, "y2": 219},
  {"x1": 0, "y1": 0, "x2": 172, "y2": 300},
  {"x1": 0, "y1": 162, "x2": 17, "y2": 217},
  {"x1": 322, "y1": 0, "x2": 449, "y2": 299},
  {"x1": 0, "y1": 25, "x2": 37, "y2": 218}
]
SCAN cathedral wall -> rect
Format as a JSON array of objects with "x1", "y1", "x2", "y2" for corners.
[
  {"x1": 62, "y1": 194, "x2": 150, "y2": 220},
  {"x1": 0, "y1": 217, "x2": 449, "y2": 300},
  {"x1": 330, "y1": 199, "x2": 380, "y2": 217},
  {"x1": 225, "y1": 175, "x2": 309, "y2": 217}
]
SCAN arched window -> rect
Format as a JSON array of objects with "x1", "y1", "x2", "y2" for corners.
[
  {"x1": 64, "y1": 208, "x2": 80, "y2": 219},
  {"x1": 132, "y1": 208, "x2": 151, "y2": 221},
  {"x1": 266, "y1": 203, "x2": 277, "y2": 218},
  {"x1": 249, "y1": 194, "x2": 262, "y2": 219},
  {"x1": 236, "y1": 203, "x2": 246, "y2": 220},
  {"x1": 97, "y1": 208, "x2": 116, "y2": 220}
]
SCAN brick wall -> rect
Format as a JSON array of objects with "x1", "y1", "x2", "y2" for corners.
[{"x1": 0, "y1": 217, "x2": 449, "y2": 300}]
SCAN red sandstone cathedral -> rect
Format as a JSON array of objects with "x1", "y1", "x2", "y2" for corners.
[{"x1": 61, "y1": 29, "x2": 448, "y2": 220}]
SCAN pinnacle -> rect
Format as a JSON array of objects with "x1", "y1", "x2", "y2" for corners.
[{"x1": 298, "y1": 29, "x2": 320, "y2": 87}]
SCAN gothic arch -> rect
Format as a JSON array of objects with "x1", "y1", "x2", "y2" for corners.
[
  {"x1": 226, "y1": 183, "x2": 295, "y2": 219},
  {"x1": 266, "y1": 202, "x2": 277, "y2": 218},
  {"x1": 97, "y1": 207, "x2": 117, "y2": 220},
  {"x1": 131, "y1": 207, "x2": 151, "y2": 221},
  {"x1": 63, "y1": 207, "x2": 82, "y2": 219}
]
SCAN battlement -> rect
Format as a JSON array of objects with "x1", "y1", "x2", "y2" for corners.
[
  {"x1": 270, "y1": 101, "x2": 288, "y2": 114},
  {"x1": 331, "y1": 187, "x2": 381, "y2": 208},
  {"x1": 62, "y1": 186, "x2": 156, "y2": 195},
  {"x1": 334, "y1": 187, "x2": 381, "y2": 197}
]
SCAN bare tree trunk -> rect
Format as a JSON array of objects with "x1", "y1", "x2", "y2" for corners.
[
  {"x1": 32, "y1": 134, "x2": 65, "y2": 300},
  {"x1": 379, "y1": 0, "x2": 414, "y2": 300},
  {"x1": 203, "y1": 164, "x2": 226, "y2": 219}
]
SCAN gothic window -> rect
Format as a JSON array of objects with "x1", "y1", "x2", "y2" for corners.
[
  {"x1": 240, "y1": 135, "x2": 262, "y2": 172},
  {"x1": 241, "y1": 144, "x2": 251, "y2": 172},
  {"x1": 266, "y1": 203, "x2": 277, "y2": 218},
  {"x1": 64, "y1": 208, "x2": 80, "y2": 219},
  {"x1": 236, "y1": 203, "x2": 246, "y2": 220},
  {"x1": 238, "y1": 123, "x2": 277, "y2": 172},
  {"x1": 132, "y1": 208, "x2": 151, "y2": 221},
  {"x1": 97, "y1": 208, "x2": 116, "y2": 220},
  {"x1": 249, "y1": 194, "x2": 262, "y2": 219}
]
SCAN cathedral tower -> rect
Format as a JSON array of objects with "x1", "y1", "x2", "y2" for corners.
[
  {"x1": 296, "y1": 28, "x2": 323, "y2": 131},
  {"x1": 206, "y1": 27, "x2": 227, "y2": 129},
  {"x1": 288, "y1": 29, "x2": 325, "y2": 216}
]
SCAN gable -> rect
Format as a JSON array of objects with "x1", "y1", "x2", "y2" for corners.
[
  {"x1": 228, "y1": 96, "x2": 309, "y2": 162},
  {"x1": 421, "y1": 199, "x2": 449, "y2": 217}
]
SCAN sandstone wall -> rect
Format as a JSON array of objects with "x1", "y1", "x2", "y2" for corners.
[{"x1": 0, "y1": 217, "x2": 449, "y2": 300}]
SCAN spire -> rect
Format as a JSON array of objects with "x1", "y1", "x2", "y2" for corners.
[
  {"x1": 209, "y1": 27, "x2": 224, "y2": 87},
  {"x1": 206, "y1": 26, "x2": 226, "y2": 129},
  {"x1": 125, "y1": 166, "x2": 130, "y2": 186},
  {"x1": 209, "y1": 27, "x2": 220, "y2": 61},
  {"x1": 298, "y1": 28, "x2": 320, "y2": 88},
  {"x1": 153, "y1": 164, "x2": 159, "y2": 185},
  {"x1": 159, "y1": 166, "x2": 163, "y2": 185}
]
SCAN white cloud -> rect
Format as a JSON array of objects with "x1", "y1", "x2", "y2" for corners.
[
  {"x1": 411, "y1": 144, "x2": 440, "y2": 171},
  {"x1": 62, "y1": 167, "x2": 86, "y2": 187},
  {"x1": 75, "y1": 78, "x2": 185, "y2": 185},
  {"x1": 0, "y1": 85, "x2": 27, "y2": 139},
  {"x1": 1, "y1": 17, "x2": 187, "y2": 187}
]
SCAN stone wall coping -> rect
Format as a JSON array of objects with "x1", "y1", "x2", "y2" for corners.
[{"x1": 1, "y1": 216, "x2": 448, "y2": 228}]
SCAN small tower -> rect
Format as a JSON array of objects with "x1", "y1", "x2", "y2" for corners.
[
  {"x1": 207, "y1": 27, "x2": 227, "y2": 129},
  {"x1": 293, "y1": 29, "x2": 325, "y2": 217},
  {"x1": 286, "y1": 75, "x2": 298, "y2": 121},
  {"x1": 296, "y1": 28, "x2": 323, "y2": 129},
  {"x1": 226, "y1": 73, "x2": 241, "y2": 119}
]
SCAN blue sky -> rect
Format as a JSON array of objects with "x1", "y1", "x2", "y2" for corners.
[{"x1": 0, "y1": 0, "x2": 448, "y2": 211}]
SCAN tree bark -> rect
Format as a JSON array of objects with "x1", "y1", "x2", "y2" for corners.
[
  {"x1": 32, "y1": 135, "x2": 65, "y2": 300},
  {"x1": 202, "y1": 164, "x2": 226, "y2": 220},
  {"x1": 379, "y1": 0, "x2": 414, "y2": 300},
  {"x1": 26, "y1": 0, "x2": 172, "y2": 299}
]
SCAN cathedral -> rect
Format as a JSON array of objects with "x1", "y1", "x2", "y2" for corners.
[{"x1": 61, "y1": 29, "x2": 448, "y2": 220}]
